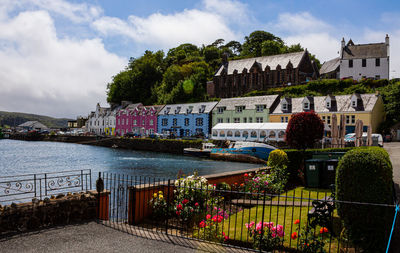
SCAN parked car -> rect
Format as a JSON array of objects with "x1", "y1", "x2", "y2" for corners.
[
  {"x1": 384, "y1": 134, "x2": 392, "y2": 142},
  {"x1": 344, "y1": 133, "x2": 383, "y2": 147}
]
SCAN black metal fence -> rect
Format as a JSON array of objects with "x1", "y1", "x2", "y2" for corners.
[
  {"x1": 0, "y1": 169, "x2": 92, "y2": 204},
  {"x1": 98, "y1": 172, "x2": 397, "y2": 252}
]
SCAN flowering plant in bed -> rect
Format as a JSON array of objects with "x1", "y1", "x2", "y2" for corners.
[
  {"x1": 197, "y1": 208, "x2": 230, "y2": 242},
  {"x1": 174, "y1": 172, "x2": 215, "y2": 222},
  {"x1": 149, "y1": 191, "x2": 170, "y2": 220},
  {"x1": 245, "y1": 221, "x2": 285, "y2": 251}
]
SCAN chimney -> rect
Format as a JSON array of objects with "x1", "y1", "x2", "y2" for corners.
[
  {"x1": 385, "y1": 34, "x2": 390, "y2": 58},
  {"x1": 341, "y1": 38, "x2": 345, "y2": 58}
]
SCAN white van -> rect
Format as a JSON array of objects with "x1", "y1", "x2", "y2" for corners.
[{"x1": 345, "y1": 133, "x2": 383, "y2": 147}]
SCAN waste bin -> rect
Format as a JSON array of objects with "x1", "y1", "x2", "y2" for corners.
[
  {"x1": 305, "y1": 159, "x2": 324, "y2": 188},
  {"x1": 321, "y1": 159, "x2": 338, "y2": 188}
]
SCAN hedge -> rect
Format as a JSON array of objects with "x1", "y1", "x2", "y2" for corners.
[
  {"x1": 284, "y1": 148, "x2": 353, "y2": 185},
  {"x1": 336, "y1": 147, "x2": 393, "y2": 252}
]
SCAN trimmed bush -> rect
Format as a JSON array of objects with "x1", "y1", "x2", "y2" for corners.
[
  {"x1": 267, "y1": 149, "x2": 289, "y2": 168},
  {"x1": 335, "y1": 147, "x2": 393, "y2": 252}
]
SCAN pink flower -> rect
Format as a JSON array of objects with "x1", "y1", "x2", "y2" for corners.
[
  {"x1": 182, "y1": 199, "x2": 189, "y2": 205},
  {"x1": 224, "y1": 236, "x2": 229, "y2": 241},
  {"x1": 195, "y1": 202, "x2": 199, "y2": 207},
  {"x1": 206, "y1": 214, "x2": 211, "y2": 220},
  {"x1": 245, "y1": 221, "x2": 255, "y2": 229},
  {"x1": 199, "y1": 221, "x2": 206, "y2": 228},
  {"x1": 212, "y1": 215, "x2": 224, "y2": 223},
  {"x1": 263, "y1": 222, "x2": 274, "y2": 229},
  {"x1": 177, "y1": 204, "x2": 183, "y2": 210},
  {"x1": 264, "y1": 181, "x2": 269, "y2": 186}
]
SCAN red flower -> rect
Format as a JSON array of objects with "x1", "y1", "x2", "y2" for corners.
[
  {"x1": 195, "y1": 202, "x2": 199, "y2": 207},
  {"x1": 176, "y1": 211, "x2": 181, "y2": 216},
  {"x1": 199, "y1": 221, "x2": 206, "y2": 228},
  {"x1": 206, "y1": 214, "x2": 211, "y2": 220},
  {"x1": 291, "y1": 232, "x2": 298, "y2": 240},
  {"x1": 294, "y1": 219, "x2": 300, "y2": 225},
  {"x1": 177, "y1": 204, "x2": 183, "y2": 210},
  {"x1": 240, "y1": 183, "x2": 244, "y2": 187},
  {"x1": 212, "y1": 215, "x2": 223, "y2": 223},
  {"x1": 244, "y1": 173, "x2": 248, "y2": 177},
  {"x1": 182, "y1": 199, "x2": 189, "y2": 205},
  {"x1": 234, "y1": 182, "x2": 238, "y2": 185},
  {"x1": 320, "y1": 227, "x2": 329, "y2": 234}
]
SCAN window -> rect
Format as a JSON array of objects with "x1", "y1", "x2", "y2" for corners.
[
  {"x1": 351, "y1": 115, "x2": 355, "y2": 124},
  {"x1": 196, "y1": 118, "x2": 203, "y2": 126},
  {"x1": 226, "y1": 118, "x2": 230, "y2": 123},
  {"x1": 256, "y1": 117, "x2": 263, "y2": 123},
  {"x1": 242, "y1": 131, "x2": 249, "y2": 138},
  {"x1": 256, "y1": 105, "x2": 264, "y2": 112},
  {"x1": 162, "y1": 119, "x2": 168, "y2": 126},
  {"x1": 375, "y1": 75, "x2": 380, "y2": 79},
  {"x1": 303, "y1": 102, "x2": 310, "y2": 110},
  {"x1": 118, "y1": 119, "x2": 120, "y2": 125},
  {"x1": 248, "y1": 117, "x2": 253, "y2": 123},
  {"x1": 142, "y1": 120, "x2": 145, "y2": 125},
  {"x1": 234, "y1": 131, "x2": 240, "y2": 137},
  {"x1": 243, "y1": 117, "x2": 247, "y2": 123},
  {"x1": 250, "y1": 131, "x2": 257, "y2": 138},
  {"x1": 362, "y1": 59, "x2": 366, "y2": 67},
  {"x1": 122, "y1": 119, "x2": 125, "y2": 125},
  {"x1": 346, "y1": 115, "x2": 350, "y2": 124},
  {"x1": 322, "y1": 116, "x2": 326, "y2": 122},
  {"x1": 285, "y1": 117, "x2": 288, "y2": 123},
  {"x1": 134, "y1": 120, "x2": 137, "y2": 125},
  {"x1": 234, "y1": 118, "x2": 240, "y2": 123},
  {"x1": 281, "y1": 117, "x2": 285, "y2": 123},
  {"x1": 185, "y1": 118, "x2": 190, "y2": 126},
  {"x1": 260, "y1": 131, "x2": 266, "y2": 138},
  {"x1": 212, "y1": 130, "x2": 218, "y2": 137},
  {"x1": 327, "y1": 116, "x2": 331, "y2": 124},
  {"x1": 281, "y1": 116, "x2": 288, "y2": 123},
  {"x1": 376, "y1": 58, "x2": 380, "y2": 67},
  {"x1": 217, "y1": 107, "x2": 224, "y2": 114},
  {"x1": 282, "y1": 103, "x2": 288, "y2": 110},
  {"x1": 326, "y1": 101, "x2": 331, "y2": 108},
  {"x1": 235, "y1": 106, "x2": 245, "y2": 113},
  {"x1": 349, "y1": 59, "x2": 353, "y2": 68},
  {"x1": 220, "y1": 130, "x2": 225, "y2": 137},
  {"x1": 352, "y1": 100, "x2": 357, "y2": 107},
  {"x1": 269, "y1": 131, "x2": 276, "y2": 138},
  {"x1": 278, "y1": 131, "x2": 285, "y2": 139},
  {"x1": 150, "y1": 120, "x2": 154, "y2": 126},
  {"x1": 227, "y1": 131, "x2": 233, "y2": 137}
]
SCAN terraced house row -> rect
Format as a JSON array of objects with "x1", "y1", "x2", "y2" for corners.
[{"x1": 86, "y1": 92, "x2": 384, "y2": 138}]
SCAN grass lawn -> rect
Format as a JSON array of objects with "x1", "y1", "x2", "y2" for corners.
[{"x1": 273, "y1": 186, "x2": 332, "y2": 202}]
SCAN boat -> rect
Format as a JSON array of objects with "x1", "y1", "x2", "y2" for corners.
[
  {"x1": 210, "y1": 141, "x2": 277, "y2": 163},
  {"x1": 183, "y1": 143, "x2": 216, "y2": 158}
]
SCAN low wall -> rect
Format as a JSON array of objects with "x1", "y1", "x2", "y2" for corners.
[
  {"x1": 127, "y1": 167, "x2": 263, "y2": 224},
  {"x1": 0, "y1": 191, "x2": 109, "y2": 236}
]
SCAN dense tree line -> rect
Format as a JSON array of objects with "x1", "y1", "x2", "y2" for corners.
[{"x1": 106, "y1": 31, "x2": 317, "y2": 106}]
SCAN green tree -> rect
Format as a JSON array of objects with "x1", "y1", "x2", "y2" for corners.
[
  {"x1": 261, "y1": 40, "x2": 285, "y2": 56},
  {"x1": 241, "y1": 30, "x2": 284, "y2": 57}
]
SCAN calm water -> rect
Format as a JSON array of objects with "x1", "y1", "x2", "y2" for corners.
[{"x1": 0, "y1": 139, "x2": 258, "y2": 179}]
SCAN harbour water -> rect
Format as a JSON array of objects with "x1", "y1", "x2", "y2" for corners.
[{"x1": 0, "y1": 139, "x2": 258, "y2": 179}]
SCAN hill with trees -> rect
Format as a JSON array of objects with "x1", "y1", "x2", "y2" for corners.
[
  {"x1": 106, "y1": 30, "x2": 318, "y2": 106},
  {"x1": 0, "y1": 111, "x2": 71, "y2": 128}
]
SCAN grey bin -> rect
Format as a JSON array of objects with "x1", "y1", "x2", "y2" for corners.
[
  {"x1": 321, "y1": 159, "x2": 339, "y2": 188},
  {"x1": 305, "y1": 159, "x2": 324, "y2": 188}
]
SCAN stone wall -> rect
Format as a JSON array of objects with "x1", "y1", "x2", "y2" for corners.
[{"x1": 0, "y1": 192, "x2": 100, "y2": 236}]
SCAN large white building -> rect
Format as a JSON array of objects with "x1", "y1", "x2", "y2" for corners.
[{"x1": 339, "y1": 35, "x2": 389, "y2": 81}]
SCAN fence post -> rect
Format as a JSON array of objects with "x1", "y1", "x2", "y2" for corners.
[
  {"x1": 81, "y1": 170, "x2": 84, "y2": 191},
  {"x1": 44, "y1": 173, "x2": 47, "y2": 196},
  {"x1": 129, "y1": 186, "x2": 136, "y2": 225},
  {"x1": 33, "y1": 174, "x2": 37, "y2": 198},
  {"x1": 165, "y1": 179, "x2": 171, "y2": 234},
  {"x1": 96, "y1": 172, "x2": 104, "y2": 220}
]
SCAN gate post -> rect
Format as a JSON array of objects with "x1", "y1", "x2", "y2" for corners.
[{"x1": 128, "y1": 186, "x2": 136, "y2": 225}]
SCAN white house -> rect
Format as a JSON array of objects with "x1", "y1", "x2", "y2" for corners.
[
  {"x1": 86, "y1": 103, "x2": 110, "y2": 135},
  {"x1": 339, "y1": 35, "x2": 389, "y2": 80},
  {"x1": 211, "y1": 123, "x2": 288, "y2": 142}
]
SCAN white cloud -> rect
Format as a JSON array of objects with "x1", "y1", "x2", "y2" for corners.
[
  {"x1": 273, "y1": 12, "x2": 332, "y2": 34},
  {"x1": 0, "y1": 10, "x2": 126, "y2": 118},
  {"x1": 92, "y1": 0, "x2": 246, "y2": 49}
]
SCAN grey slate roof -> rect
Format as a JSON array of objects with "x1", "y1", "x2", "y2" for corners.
[
  {"x1": 18, "y1": 121, "x2": 48, "y2": 129},
  {"x1": 343, "y1": 43, "x2": 387, "y2": 59},
  {"x1": 320, "y1": 57, "x2": 340, "y2": 75},
  {"x1": 215, "y1": 51, "x2": 305, "y2": 76},
  {"x1": 158, "y1": 102, "x2": 218, "y2": 115},
  {"x1": 272, "y1": 94, "x2": 379, "y2": 114},
  {"x1": 215, "y1": 95, "x2": 280, "y2": 111}
]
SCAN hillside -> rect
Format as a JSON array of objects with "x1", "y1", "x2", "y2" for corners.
[{"x1": 0, "y1": 111, "x2": 72, "y2": 128}]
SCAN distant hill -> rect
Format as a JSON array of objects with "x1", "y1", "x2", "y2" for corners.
[{"x1": 0, "y1": 111, "x2": 72, "y2": 128}]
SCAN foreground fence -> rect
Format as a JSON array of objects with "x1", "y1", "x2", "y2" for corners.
[
  {"x1": 98, "y1": 172, "x2": 397, "y2": 252},
  {"x1": 0, "y1": 169, "x2": 92, "y2": 203}
]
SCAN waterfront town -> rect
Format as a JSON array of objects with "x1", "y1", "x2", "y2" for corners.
[{"x1": 1, "y1": 1, "x2": 400, "y2": 253}]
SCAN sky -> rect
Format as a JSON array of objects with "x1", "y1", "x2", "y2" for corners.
[{"x1": 0, "y1": 0, "x2": 400, "y2": 118}]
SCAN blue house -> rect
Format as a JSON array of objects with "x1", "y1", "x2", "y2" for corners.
[{"x1": 157, "y1": 102, "x2": 218, "y2": 138}]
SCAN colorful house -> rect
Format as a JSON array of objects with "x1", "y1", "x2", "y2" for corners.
[
  {"x1": 157, "y1": 102, "x2": 218, "y2": 138},
  {"x1": 87, "y1": 103, "x2": 109, "y2": 135},
  {"x1": 269, "y1": 93, "x2": 385, "y2": 133},
  {"x1": 116, "y1": 103, "x2": 142, "y2": 136},
  {"x1": 130, "y1": 105, "x2": 165, "y2": 136},
  {"x1": 211, "y1": 95, "x2": 280, "y2": 127}
]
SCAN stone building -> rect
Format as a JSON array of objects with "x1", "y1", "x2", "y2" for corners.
[
  {"x1": 320, "y1": 57, "x2": 340, "y2": 79},
  {"x1": 207, "y1": 50, "x2": 318, "y2": 98},
  {"x1": 339, "y1": 35, "x2": 389, "y2": 80}
]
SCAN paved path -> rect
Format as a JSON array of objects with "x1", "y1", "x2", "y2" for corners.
[{"x1": 384, "y1": 142, "x2": 400, "y2": 196}]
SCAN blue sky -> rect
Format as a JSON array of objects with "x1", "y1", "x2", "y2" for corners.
[{"x1": 0, "y1": 0, "x2": 399, "y2": 118}]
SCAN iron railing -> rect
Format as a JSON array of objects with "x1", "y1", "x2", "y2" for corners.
[
  {"x1": 98, "y1": 172, "x2": 397, "y2": 252},
  {"x1": 0, "y1": 169, "x2": 92, "y2": 204}
]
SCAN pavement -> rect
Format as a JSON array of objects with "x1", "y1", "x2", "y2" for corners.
[{"x1": 384, "y1": 142, "x2": 400, "y2": 197}]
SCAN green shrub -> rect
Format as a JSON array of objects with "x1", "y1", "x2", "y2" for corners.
[
  {"x1": 335, "y1": 147, "x2": 393, "y2": 252},
  {"x1": 267, "y1": 149, "x2": 289, "y2": 168}
]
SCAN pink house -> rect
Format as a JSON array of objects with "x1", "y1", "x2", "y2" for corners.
[
  {"x1": 116, "y1": 103, "x2": 164, "y2": 136},
  {"x1": 131, "y1": 105, "x2": 164, "y2": 136}
]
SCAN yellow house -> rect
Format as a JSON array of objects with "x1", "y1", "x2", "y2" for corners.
[{"x1": 269, "y1": 93, "x2": 385, "y2": 133}]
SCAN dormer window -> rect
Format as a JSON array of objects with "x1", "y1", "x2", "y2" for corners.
[
  {"x1": 326, "y1": 101, "x2": 331, "y2": 108},
  {"x1": 199, "y1": 105, "x2": 206, "y2": 113},
  {"x1": 303, "y1": 102, "x2": 310, "y2": 110},
  {"x1": 256, "y1": 105, "x2": 265, "y2": 112},
  {"x1": 282, "y1": 102, "x2": 288, "y2": 111},
  {"x1": 175, "y1": 106, "x2": 181, "y2": 114},
  {"x1": 350, "y1": 94, "x2": 359, "y2": 108},
  {"x1": 217, "y1": 107, "x2": 224, "y2": 114},
  {"x1": 352, "y1": 100, "x2": 356, "y2": 107},
  {"x1": 165, "y1": 107, "x2": 171, "y2": 114},
  {"x1": 236, "y1": 106, "x2": 245, "y2": 113}
]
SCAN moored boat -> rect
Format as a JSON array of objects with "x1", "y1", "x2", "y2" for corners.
[
  {"x1": 210, "y1": 141, "x2": 276, "y2": 162},
  {"x1": 183, "y1": 143, "x2": 216, "y2": 158}
]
